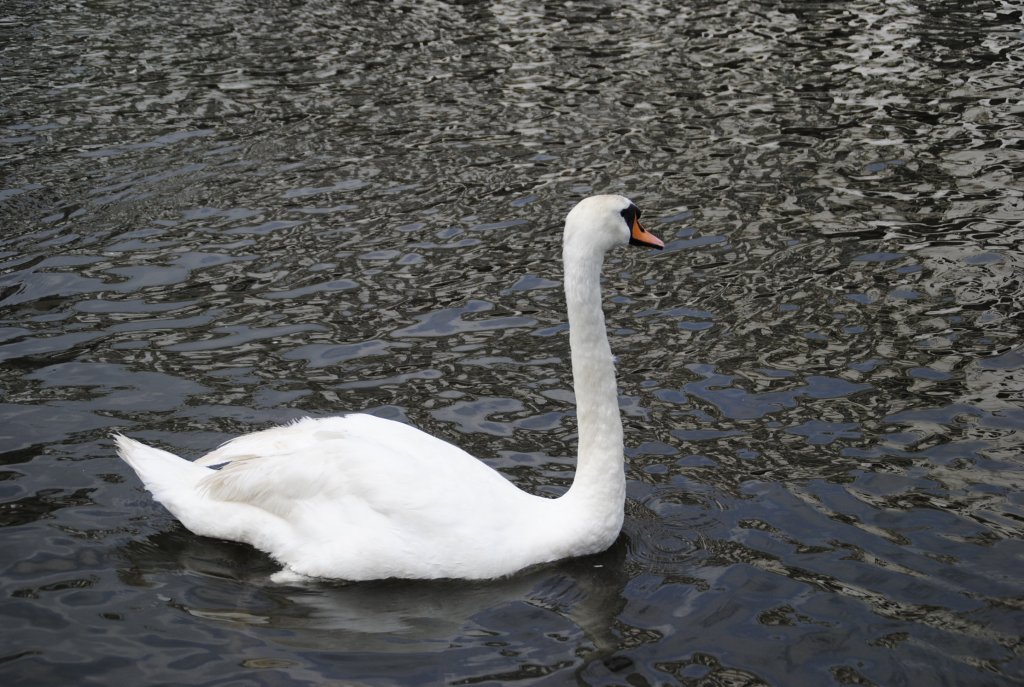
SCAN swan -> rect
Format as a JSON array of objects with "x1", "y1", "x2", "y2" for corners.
[{"x1": 115, "y1": 194, "x2": 664, "y2": 581}]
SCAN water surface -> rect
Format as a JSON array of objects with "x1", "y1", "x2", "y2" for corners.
[{"x1": 2, "y1": 1, "x2": 1023, "y2": 685}]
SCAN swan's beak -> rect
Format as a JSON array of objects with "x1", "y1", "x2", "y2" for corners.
[{"x1": 629, "y1": 217, "x2": 665, "y2": 250}]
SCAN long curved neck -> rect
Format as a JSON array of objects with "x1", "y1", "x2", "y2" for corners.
[{"x1": 562, "y1": 245, "x2": 626, "y2": 516}]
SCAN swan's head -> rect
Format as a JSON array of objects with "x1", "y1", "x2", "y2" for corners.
[{"x1": 564, "y1": 195, "x2": 664, "y2": 255}]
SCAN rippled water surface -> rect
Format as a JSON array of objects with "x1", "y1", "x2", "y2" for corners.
[{"x1": 3, "y1": 1, "x2": 1023, "y2": 685}]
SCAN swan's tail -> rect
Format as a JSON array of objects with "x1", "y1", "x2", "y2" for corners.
[
  {"x1": 114, "y1": 434, "x2": 290, "y2": 564},
  {"x1": 114, "y1": 434, "x2": 210, "y2": 508}
]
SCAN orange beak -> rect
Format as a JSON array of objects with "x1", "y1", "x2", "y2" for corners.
[{"x1": 629, "y1": 217, "x2": 665, "y2": 249}]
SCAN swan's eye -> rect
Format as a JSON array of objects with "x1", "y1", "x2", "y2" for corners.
[{"x1": 620, "y1": 204, "x2": 641, "y2": 227}]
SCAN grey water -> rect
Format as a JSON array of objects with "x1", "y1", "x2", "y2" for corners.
[{"x1": 2, "y1": 0, "x2": 1023, "y2": 684}]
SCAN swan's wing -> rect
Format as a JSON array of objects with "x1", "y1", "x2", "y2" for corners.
[
  {"x1": 193, "y1": 417, "x2": 333, "y2": 467},
  {"x1": 196, "y1": 414, "x2": 518, "y2": 521},
  {"x1": 184, "y1": 414, "x2": 555, "y2": 580}
]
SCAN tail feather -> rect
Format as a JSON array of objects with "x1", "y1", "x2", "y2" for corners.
[
  {"x1": 114, "y1": 433, "x2": 292, "y2": 560},
  {"x1": 114, "y1": 434, "x2": 209, "y2": 504}
]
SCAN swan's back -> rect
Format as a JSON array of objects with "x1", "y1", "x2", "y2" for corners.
[{"x1": 199, "y1": 415, "x2": 519, "y2": 521}]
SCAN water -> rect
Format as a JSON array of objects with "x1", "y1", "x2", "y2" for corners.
[{"x1": 2, "y1": 0, "x2": 1022, "y2": 684}]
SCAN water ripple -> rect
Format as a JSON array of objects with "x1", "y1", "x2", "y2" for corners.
[{"x1": 2, "y1": 0, "x2": 1022, "y2": 685}]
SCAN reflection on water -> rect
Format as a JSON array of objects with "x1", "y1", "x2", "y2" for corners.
[{"x1": 2, "y1": 0, "x2": 1023, "y2": 685}]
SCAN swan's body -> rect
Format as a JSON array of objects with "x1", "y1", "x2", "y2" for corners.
[{"x1": 116, "y1": 195, "x2": 664, "y2": 581}]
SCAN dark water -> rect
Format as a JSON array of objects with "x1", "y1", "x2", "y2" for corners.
[{"x1": 2, "y1": 0, "x2": 1023, "y2": 684}]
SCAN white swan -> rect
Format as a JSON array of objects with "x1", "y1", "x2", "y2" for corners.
[{"x1": 115, "y1": 194, "x2": 664, "y2": 581}]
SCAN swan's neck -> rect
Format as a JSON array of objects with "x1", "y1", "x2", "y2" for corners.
[{"x1": 561, "y1": 246, "x2": 626, "y2": 523}]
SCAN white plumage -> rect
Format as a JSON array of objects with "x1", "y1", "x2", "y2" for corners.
[{"x1": 115, "y1": 194, "x2": 664, "y2": 581}]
